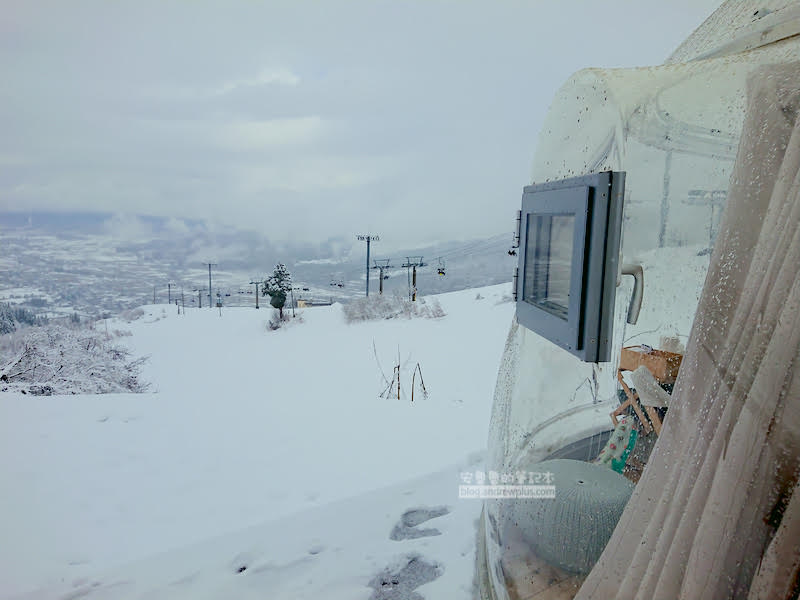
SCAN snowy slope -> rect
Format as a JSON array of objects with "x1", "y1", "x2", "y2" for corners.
[{"x1": 0, "y1": 284, "x2": 514, "y2": 599}]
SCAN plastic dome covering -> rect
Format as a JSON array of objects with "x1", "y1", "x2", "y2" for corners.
[
  {"x1": 667, "y1": 0, "x2": 800, "y2": 63},
  {"x1": 513, "y1": 459, "x2": 634, "y2": 575},
  {"x1": 479, "y1": 27, "x2": 800, "y2": 600}
]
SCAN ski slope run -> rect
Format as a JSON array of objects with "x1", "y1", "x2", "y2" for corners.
[{"x1": 0, "y1": 284, "x2": 514, "y2": 599}]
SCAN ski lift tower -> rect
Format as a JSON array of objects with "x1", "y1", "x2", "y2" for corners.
[
  {"x1": 249, "y1": 278, "x2": 261, "y2": 309},
  {"x1": 356, "y1": 234, "x2": 380, "y2": 297},
  {"x1": 401, "y1": 256, "x2": 426, "y2": 301},
  {"x1": 371, "y1": 259, "x2": 393, "y2": 295}
]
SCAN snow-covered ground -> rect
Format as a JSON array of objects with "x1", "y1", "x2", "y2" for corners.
[{"x1": 0, "y1": 284, "x2": 515, "y2": 599}]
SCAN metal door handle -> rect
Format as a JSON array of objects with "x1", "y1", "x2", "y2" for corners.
[{"x1": 620, "y1": 264, "x2": 643, "y2": 325}]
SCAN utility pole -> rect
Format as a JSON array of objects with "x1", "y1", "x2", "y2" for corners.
[
  {"x1": 153, "y1": 286, "x2": 156, "y2": 304},
  {"x1": 181, "y1": 287, "x2": 185, "y2": 315},
  {"x1": 356, "y1": 234, "x2": 380, "y2": 297},
  {"x1": 205, "y1": 263, "x2": 217, "y2": 309},
  {"x1": 401, "y1": 256, "x2": 426, "y2": 301},
  {"x1": 167, "y1": 282, "x2": 172, "y2": 305},
  {"x1": 249, "y1": 279, "x2": 260, "y2": 309},
  {"x1": 371, "y1": 259, "x2": 393, "y2": 295}
]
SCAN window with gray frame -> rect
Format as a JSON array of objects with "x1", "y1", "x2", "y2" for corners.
[{"x1": 515, "y1": 171, "x2": 625, "y2": 362}]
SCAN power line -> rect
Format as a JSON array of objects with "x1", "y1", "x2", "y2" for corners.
[
  {"x1": 327, "y1": 232, "x2": 514, "y2": 284},
  {"x1": 321, "y1": 238, "x2": 513, "y2": 295},
  {"x1": 434, "y1": 232, "x2": 511, "y2": 260}
]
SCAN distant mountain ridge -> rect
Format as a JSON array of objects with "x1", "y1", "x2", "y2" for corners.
[
  {"x1": 1, "y1": 211, "x2": 205, "y2": 232},
  {"x1": 0, "y1": 211, "x2": 515, "y2": 318}
]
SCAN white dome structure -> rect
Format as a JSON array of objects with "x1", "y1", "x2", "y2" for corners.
[{"x1": 476, "y1": 2, "x2": 800, "y2": 598}]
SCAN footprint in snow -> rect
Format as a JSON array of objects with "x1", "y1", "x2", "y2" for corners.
[
  {"x1": 390, "y1": 505, "x2": 450, "y2": 541},
  {"x1": 368, "y1": 553, "x2": 442, "y2": 600}
]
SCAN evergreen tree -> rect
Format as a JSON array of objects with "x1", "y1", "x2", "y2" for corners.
[
  {"x1": 0, "y1": 302, "x2": 48, "y2": 335},
  {"x1": 262, "y1": 263, "x2": 292, "y2": 319},
  {"x1": 0, "y1": 304, "x2": 15, "y2": 335}
]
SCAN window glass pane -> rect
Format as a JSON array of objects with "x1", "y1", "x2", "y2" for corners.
[{"x1": 523, "y1": 214, "x2": 575, "y2": 319}]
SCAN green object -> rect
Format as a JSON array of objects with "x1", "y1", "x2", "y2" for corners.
[
  {"x1": 595, "y1": 415, "x2": 637, "y2": 473},
  {"x1": 612, "y1": 429, "x2": 638, "y2": 474}
]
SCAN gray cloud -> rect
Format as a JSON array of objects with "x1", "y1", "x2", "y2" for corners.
[{"x1": 1, "y1": 0, "x2": 722, "y2": 248}]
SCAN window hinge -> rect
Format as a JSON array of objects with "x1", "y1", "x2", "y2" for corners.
[{"x1": 512, "y1": 267, "x2": 519, "y2": 301}]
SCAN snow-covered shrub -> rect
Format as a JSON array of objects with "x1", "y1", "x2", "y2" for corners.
[
  {"x1": 266, "y1": 308, "x2": 303, "y2": 331},
  {"x1": 0, "y1": 324, "x2": 149, "y2": 395},
  {"x1": 267, "y1": 309, "x2": 284, "y2": 331},
  {"x1": 427, "y1": 299, "x2": 446, "y2": 319},
  {"x1": 0, "y1": 328, "x2": 27, "y2": 360},
  {"x1": 342, "y1": 292, "x2": 446, "y2": 323}
]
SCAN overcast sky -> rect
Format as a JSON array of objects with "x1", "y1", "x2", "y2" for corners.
[{"x1": 1, "y1": 0, "x2": 723, "y2": 249}]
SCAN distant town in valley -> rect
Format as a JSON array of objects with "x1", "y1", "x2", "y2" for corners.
[{"x1": 0, "y1": 211, "x2": 516, "y2": 319}]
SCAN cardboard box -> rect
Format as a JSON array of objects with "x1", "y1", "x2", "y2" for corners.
[{"x1": 619, "y1": 345, "x2": 683, "y2": 383}]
